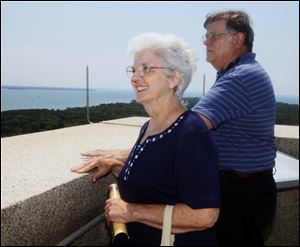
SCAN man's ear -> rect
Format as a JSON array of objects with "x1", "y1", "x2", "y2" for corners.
[
  {"x1": 169, "y1": 70, "x2": 182, "y2": 89},
  {"x1": 233, "y1": 32, "x2": 245, "y2": 49}
]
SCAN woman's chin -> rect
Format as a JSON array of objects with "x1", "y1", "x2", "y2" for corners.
[
  {"x1": 134, "y1": 95, "x2": 143, "y2": 103},
  {"x1": 135, "y1": 93, "x2": 145, "y2": 103},
  {"x1": 135, "y1": 91, "x2": 153, "y2": 104}
]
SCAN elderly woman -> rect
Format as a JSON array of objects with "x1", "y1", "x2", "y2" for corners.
[
  {"x1": 72, "y1": 32, "x2": 220, "y2": 245},
  {"x1": 102, "y1": 33, "x2": 220, "y2": 246}
]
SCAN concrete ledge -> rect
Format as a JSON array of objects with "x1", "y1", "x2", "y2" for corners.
[
  {"x1": 275, "y1": 125, "x2": 299, "y2": 158},
  {"x1": 1, "y1": 119, "x2": 142, "y2": 210},
  {"x1": 275, "y1": 125, "x2": 299, "y2": 139},
  {"x1": 276, "y1": 138, "x2": 299, "y2": 159},
  {"x1": 1, "y1": 174, "x2": 114, "y2": 246},
  {"x1": 1, "y1": 119, "x2": 299, "y2": 245},
  {"x1": 102, "y1": 116, "x2": 149, "y2": 127},
  {"x1": 264, "y1": 187, "x2": 299, "y2": 246},
  {"x1": 1, "y1": 118, "x2": 143, "y2": 246}
]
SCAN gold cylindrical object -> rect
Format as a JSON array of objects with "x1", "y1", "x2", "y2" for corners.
[{"x1": 108, "y1": 183, "x2": 129, "y2": 242}]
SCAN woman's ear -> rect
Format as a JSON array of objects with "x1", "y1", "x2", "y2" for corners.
[{"x1": 169, "y1": 70, "x2": 182, "y2": 89}]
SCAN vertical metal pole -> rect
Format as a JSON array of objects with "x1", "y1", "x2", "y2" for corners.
[{"x1": 86, "y1": 65, "x2": 93, "y2": 124}]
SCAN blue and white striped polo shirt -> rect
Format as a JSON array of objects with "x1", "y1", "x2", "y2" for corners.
[{"x1": 192, "y1": 52, "x2": 277, "y2": 172}]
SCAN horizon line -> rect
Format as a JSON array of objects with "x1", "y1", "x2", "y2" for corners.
[{"x1": 1, "y1": 85, "x2": 299, "y2": 98}]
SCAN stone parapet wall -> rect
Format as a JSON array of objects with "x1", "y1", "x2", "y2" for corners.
[
  {"x1": 275, "y1": 125, "x2": 299, "y2": 159},
  {"x1": 264, "y1": 188, "x2": 299, "y2": 246},
  {"x1": 1, "y1": 174, "x2": 115, "y2": 246},
  {"x1": 1, "y1": 120, "x2": 298, "y2": 246},
  {"x1": 276, "y1": 137, "x2": 299, "y2": 159}
]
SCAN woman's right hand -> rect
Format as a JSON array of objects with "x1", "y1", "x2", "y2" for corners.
[
  {"x1": 80, "y1": 149, "x2": 130, "y2": 163},
  {"x1": 71, "y1": 156, "x2": 125, "y2": 182}
]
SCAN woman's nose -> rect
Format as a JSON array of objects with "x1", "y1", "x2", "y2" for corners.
[{"x1": 131, "y1": 71, "x2": 143, "y2": 82}]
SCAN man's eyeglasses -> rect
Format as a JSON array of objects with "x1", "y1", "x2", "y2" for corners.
[
  {"x1": 202, "y1": 32, "x2": 230, "y2": 42},
  {"x1": 126, "y1": 65, "x2": 174, "y2": 78}
]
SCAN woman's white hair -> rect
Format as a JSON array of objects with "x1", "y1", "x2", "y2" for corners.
[{"x1": 127, "y1": 32, "x2": 198, "y2": 100}]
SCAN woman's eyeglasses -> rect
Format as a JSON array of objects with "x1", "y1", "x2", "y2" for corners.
[{"x1": 126, "y1": 64, "x2": 174, "y2": 78}]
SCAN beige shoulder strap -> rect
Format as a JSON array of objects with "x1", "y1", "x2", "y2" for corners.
[{"x1": 160, "y1": 205, "x2": 175, "y2": 246}]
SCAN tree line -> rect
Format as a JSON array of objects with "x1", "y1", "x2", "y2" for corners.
[{"x1": 1, "y1": 99, "x2": 298, "y2": 138}]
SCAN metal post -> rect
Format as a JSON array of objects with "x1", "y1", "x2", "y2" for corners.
[{"x1": 86, "y1": 65, "x2": 93, "y2": 124}]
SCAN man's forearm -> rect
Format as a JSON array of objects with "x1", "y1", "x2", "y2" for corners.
[{"x1": 194, "y1": 112, "x2": 213, "y2": 129}]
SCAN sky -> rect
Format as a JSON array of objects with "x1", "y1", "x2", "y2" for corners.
[{"x1": 1, "y1": 1, "x2": 299, "y2": 96}]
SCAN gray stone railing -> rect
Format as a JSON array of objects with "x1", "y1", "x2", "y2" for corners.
[
  {"x1": 275, "y1": 125, "x2": 299, "y2": 159},
  {"x1": 1, "y1": 119, "x2": 299, "y2": 246}
]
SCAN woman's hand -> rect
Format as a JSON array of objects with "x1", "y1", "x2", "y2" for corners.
[
  {"x1": 105, "y1": 198, "x2": 133, "y2": 224},
  {"x1": 80, "y1": 149, "x2": 130, "y2": 163},
  {"x1": 71, "y1": 156, "x2": 124, "y2": 182}
]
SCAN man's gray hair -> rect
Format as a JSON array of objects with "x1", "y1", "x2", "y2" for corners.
[{"x1": 127, "y1": 32, "x2": 197, "y2": 100}]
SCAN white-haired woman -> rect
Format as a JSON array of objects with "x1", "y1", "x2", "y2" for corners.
[{"x1": 103, "y1": 33, "x2": 220, "y2": 246}]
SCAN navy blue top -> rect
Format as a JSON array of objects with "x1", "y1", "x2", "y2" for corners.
[
  {"x1": 118, "y1": 110, "x2": 220, "y2": 246},
  {"x1": 193, "y1": 52, "x2": 276, "y2": 172}
]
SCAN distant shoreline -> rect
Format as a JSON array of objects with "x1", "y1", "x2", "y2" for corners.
[
  {"x1": 1, "y1": 86, "x2": 298, "y2": 111},
  {"x1": 1, "y1": 85, "x2": 86, "y2": 91},
  {"x1": 1, "y1": 85, "x2": 299, "y2": 98}
]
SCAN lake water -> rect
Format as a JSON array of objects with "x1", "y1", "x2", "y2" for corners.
[
  {"x1": 1, "y1": 86, "x2": 299, "y2": 111},
  {"x1": 1, "y1": 87, "x2": 136, "y2": 111}
]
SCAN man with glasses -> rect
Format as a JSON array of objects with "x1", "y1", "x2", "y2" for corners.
[
  {"x1": 192, "y1": 10, "x2": 277, "y2": 246},
  {"x1": 72, "y1": 10, "x2": 276, "y2": 246}
]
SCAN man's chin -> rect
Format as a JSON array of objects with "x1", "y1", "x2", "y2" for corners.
[{"x1": 206, "y1": 57, "x2": 212, "y2": 63}]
